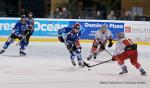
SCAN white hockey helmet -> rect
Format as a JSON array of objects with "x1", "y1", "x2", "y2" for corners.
[
  {"x1": 99, "y1": 24, "x2": 108, "y2": 33},
  {"x1": 116, "y1": 32, "x2": 125, "y2": 39},
  {"x1": 101, "y1": 24, "x2": 108, "y2": 30}
]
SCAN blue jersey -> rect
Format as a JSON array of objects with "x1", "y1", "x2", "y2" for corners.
[
  {"x1": 26, "y1": 18, "x2": 34, "y2": 30},
  {"x1": 12, "y1": 21, "x2": 28, "y2": 35},
  {"x1": 58, "y1": 27, "x2": 81, "y2": 42}
]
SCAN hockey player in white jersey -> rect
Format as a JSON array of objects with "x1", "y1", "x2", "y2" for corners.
[
  {"x1": 87, "y1": 24, "x2": 113, "y2": 60},
  {"x1": 111, "y1": 32, "x2": 146, "y2": 75}
]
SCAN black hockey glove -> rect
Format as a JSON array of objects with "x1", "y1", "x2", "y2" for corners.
[
  {"x1": 100, "y1": 44, "x2": 105, "y2": 50},
  {"x1": 108, "y1": 39, "x2": 113, "y2": 47},
  {"x1": 67, "y1": 43, "x2": 75, "y2": 51},
  {"x1": 17, "y1": 34, "x2": 24, "y2": 39},
  {"x1": 125, "y1": 44, "x2": 137, "y2": 51},
  {"x1": 58, "y1": 36, "x2": 64, "y2": 43}
]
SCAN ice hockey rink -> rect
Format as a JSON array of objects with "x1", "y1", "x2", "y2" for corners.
[{"x1": 0, "y1": 42, "x2": 149, "y2": 88}]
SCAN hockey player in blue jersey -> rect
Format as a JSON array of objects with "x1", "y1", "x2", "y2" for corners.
[
  {"x1": 0, "y1": 15, "x2": 28, "y2": 56},
  {"x1": 24, "y1": 11, "x2": 34, "y2": 46},
  {"x1": 58, "y1": 23, "x2": 85, "y2": 67}
]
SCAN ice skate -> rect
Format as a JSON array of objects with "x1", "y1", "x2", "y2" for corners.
[
  {"x1": 87, "y1": 55, "x2": 93, "y2": 60},
  {"x1": 71, "y1": 60, "x2": 76, "y2": 66},
  {"x1": 119, "y1": 66, "x2": 128, "y2": 75},
  {"x1": 140, "y1": 68, "x2": 146, "y2": 76},
  {"x1": 20, "y1": 49, "x2": 26, "y2": 56},
  {"x1": 78, "y1": 60, "x2": 85, "y2": 67},
  {"x1": 0, "y1": 49, "x2": 5, "y2": 54}
]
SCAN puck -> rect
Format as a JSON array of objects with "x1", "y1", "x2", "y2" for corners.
[{"x1": 88, "y1": 68, "x2": 91, "y2": 71}]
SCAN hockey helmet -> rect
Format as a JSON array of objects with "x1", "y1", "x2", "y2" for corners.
[
  {"x1": 28, "y1": 11, "x2": 33, "y2": 15},
  {"x1": 116, "y1": 32, "x2": 125, "y2": 39},
  {"x1": 28, "y1": 12, "x2": 33, "y2": 18},
  {"x1": 99, "y1": 24, "x2": 108, "y2": 33},
  {"x1": 101, "y1": 24, "x2": 108, "y2": 30},
  {"x1": 21, "y1": 15, "x2": 26, "y2": 22},
  {"x1": 73, "y1": 23, "x2": 80, "y2": 30},
  {"x1": 21, "y1": 15, "x2": 26, "y2": 19}
]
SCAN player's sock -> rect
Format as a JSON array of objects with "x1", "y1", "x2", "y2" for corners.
[
  {"x1": 70, "y1": 54, "x2": 76, "y2": 66},
  {"x1": 76, "y1": 53, "x2": 85, "y2": 67},
  {"x1": 3, "y1": 41, "x2": 11, "y2": 49},
  {"x1": 119, "y1": 64, "x2": 128, "y2": 75}
]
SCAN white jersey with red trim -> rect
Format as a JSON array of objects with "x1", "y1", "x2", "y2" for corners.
[
  {"x1": 95, "y1": 29, "x2": 112, "y2": 44},
  {"x1": 115, "y1": 38, "x2": 133, "y2": 55}
]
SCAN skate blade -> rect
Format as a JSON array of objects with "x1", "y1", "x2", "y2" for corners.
[
  {"x1": 119, "y1": 73, "x2": 128, "y2": 76},
  {"x1": 20, "y1": 54, "x2": 26, "y2": 56},
  {"x1": 78, "y1": 65, "x2": 85, "y2": 68}
]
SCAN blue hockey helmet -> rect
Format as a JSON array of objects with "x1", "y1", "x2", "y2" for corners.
[
  {"x1": 73, "y1": 23, "x2": 80, "y2": 30},
  {"x1": 21, "y1": 15, "x2": 26, "y2": 19}
]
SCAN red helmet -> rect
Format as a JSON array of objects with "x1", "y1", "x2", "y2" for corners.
[{"x1": 73, "y1": 23, "x2": 80, "y2": 30}]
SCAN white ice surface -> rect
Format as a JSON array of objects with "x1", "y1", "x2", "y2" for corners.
[{"x1": 0, "y1": 42, "x2": 149, "y2": 88}]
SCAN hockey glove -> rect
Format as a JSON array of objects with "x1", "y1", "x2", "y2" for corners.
[
  {"x1": 100, "y1": 44, "x2": 105, "y2": 50},
  {"x1": 96, "y1": 38, "x2": 100, "y2": 43},
  {"x1": 28, "y1": 25, "x2": 33, "y2": 29},
  {"x1": 125, "y1": 44, "x2": 137, "y2": 51},
  {"x1": 108, "y1": 39, "x2": 113, "y2": 47},
  {"x1": 112, "y1": 55, "x2": 116, "y2": 61},
  {"x1": 58, "y1": 36, "x2": 64, "y2": 43},
  {"x1": 17, "y1": 34, "x2": 24, "y2": 39},
  {"x1": 67, "y1": 43, "x2": 75, "y2": 51}
]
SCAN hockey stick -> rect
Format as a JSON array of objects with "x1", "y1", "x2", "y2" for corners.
[
  {"x1": 64, "y1": 42, "x2": 71, "y2": 51},
  {"x1": 84, "y1": 50, "x2": 113, "y2": 68},
  {"x1": 63, "y1": 42, "x2": 89, "y2": 67},
  {"x1": 85, "y1": 59, "x2": 112, "y2": 68},
  {"x1": 16, "y1": 32, "x2": 29, "y2": 46},
  {"x1": 105, "y1": 49, "x2": 113, "y2": 56}
]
